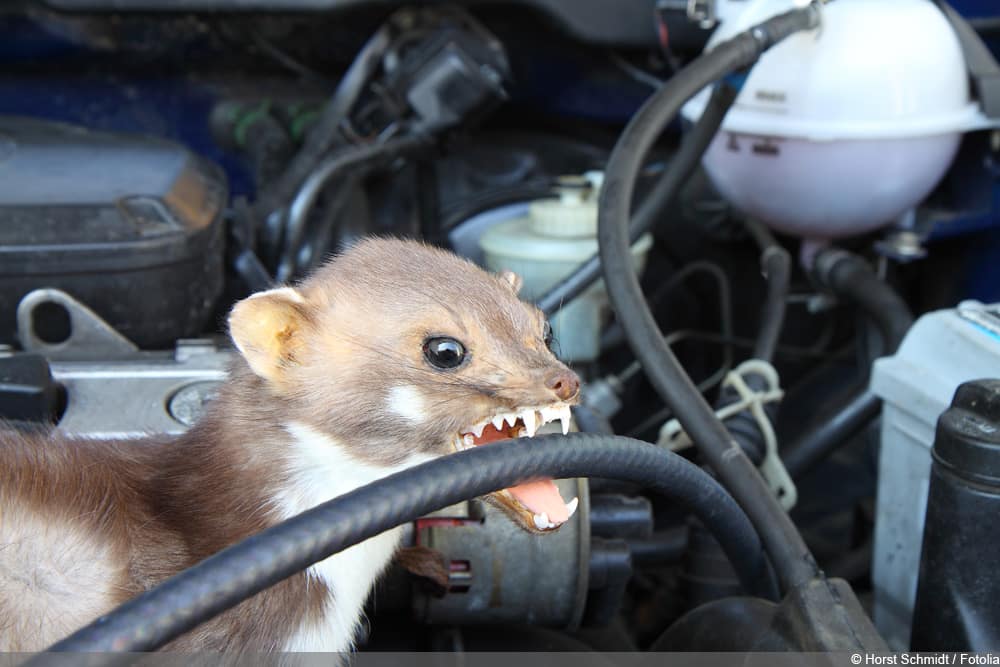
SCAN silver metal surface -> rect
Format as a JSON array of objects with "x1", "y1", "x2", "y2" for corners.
[
  {"x1": 413, "y1": 474, "x2": 591, "y2": 630},
  {"x1": 14, "y1": 289, "x2": 231, "y2": 439},
  {"x1": 17, "y1": 288, "x2": 139, "y2": 361},
  {"x1": 51, "y1": 340, "x2": 232, "y2": 440}
]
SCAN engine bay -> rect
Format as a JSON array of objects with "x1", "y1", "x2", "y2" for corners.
[{"x1": 3, "y1": 0, "x2": 1000, "y2": 657}]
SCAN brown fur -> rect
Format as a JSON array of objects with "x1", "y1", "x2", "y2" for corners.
[{"x1": 0, "y1": 236, "x2": 580, "y2": 651}]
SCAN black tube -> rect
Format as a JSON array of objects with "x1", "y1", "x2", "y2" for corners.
[
  {"x1": 535, "y1": 82, "x2": 738, "y2": 317},
  {"x1": 812, "y1": 248, "x2": 913, "y2": 354},
  {"x1": 711, "y1": 220, "x2": 790, "y2": 465},
  {"x1": 626, "y1": 527, "x2": 689, "y2": 566},
  {"x1": 742, "y1": 218, "x2": 791, "y2": 364},
  {"x1": 277, "y1": 134, "x2": 430, "y2": 281},
  {"x1": 571, "y1": 403, "x2": 615, "y2": 436},
  {"x1": 783, "y1": 389, "x2": 882, "y2": 479},
  {"x1": 39, "y1": 434, "x2": 776, "y2": 655},
  {"x1": 595, "y1": 4, "x2": 822, "y2": 593}
]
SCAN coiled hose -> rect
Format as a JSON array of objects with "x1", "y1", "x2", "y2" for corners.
[
  {"x1": 37, "y1": 434, "x2": 776, "y2": 656},
  {"x1": 595, "y1": 4, "x2": 822, "y2": 593}
]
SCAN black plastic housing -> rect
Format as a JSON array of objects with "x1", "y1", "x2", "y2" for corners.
[
  {"x1": 0, "y1": 117, "x2": 227, "y2": 349},
  {"x1": 911, "y1": 378, "x2": 1000, "y2": 651}
]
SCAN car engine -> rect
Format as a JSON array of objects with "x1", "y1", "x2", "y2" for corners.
[{"x1": 2, "y1": 0, "x2": 1000, "y2": 657}]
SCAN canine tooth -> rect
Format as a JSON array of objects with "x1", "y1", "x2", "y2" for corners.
[
  {"x1": 472, "y1": 422, "x2": 486, "y2": 438},
  {"x1": 492, "y1": 414, "x2": 505, "y2": 430},
  {"x1": 463, "y1": 434, "x2": 476, "y2": 448},
  {"x1": 559, "y1": 406, "x2": 571, "y2": 435},
  {"x1": 522, "y1": 409, "x2": 538, "y2": 437},
  {"x1": 533, "y1": 512, "x2": 550, "y2": 531},
  {"x1": 566, "y1": 497, "x2": 579, "y2": 518}
]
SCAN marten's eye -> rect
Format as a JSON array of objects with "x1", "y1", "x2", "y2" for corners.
[
  {"x1": 423, "y1": 337, "x2": 466, "y2": 370},
  {"x1": 543, "y1": 322, "x2": 555, "y2": 350}
]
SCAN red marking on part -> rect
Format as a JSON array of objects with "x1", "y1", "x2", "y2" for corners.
[
  {"x1": 413, "y1": 517, "x2": 481, "y2": 545},
  {"x1": 658, "y1": 20, "x2": 669, "y2": 48}
]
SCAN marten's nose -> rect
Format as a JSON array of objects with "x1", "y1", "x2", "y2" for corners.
[{"x1": 546, "y1": 370, "x2": 580, "y2": 401}]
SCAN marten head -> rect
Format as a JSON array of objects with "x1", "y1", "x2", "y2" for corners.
[{"x1": 227, "y1": 236, "x2": 581, "y2": 533}]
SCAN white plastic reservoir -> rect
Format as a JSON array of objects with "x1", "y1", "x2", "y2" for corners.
[
  {"x1": 870, "y1": 301, "x2": 1000, "y2": 650},
  {"x1": 680, "y1": 0, "x2": 995, "y2": 243},
  {"x1": 478, "y1": 173, "x2": 653, "y2": 363}
]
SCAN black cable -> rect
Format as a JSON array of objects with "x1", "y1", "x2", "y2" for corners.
[
  {"x1": 535, "y1": 82, "x2": 738, "y2": 317},
  {"x1": 255, "y1": 21, "x2": 395, "y2": 221},
  {"x1": 247, "y1": 27, "x2": 333, "y2": 86},
  {"x1": 38, "y1": 434, "x2": 775, "y2": 655},
  {"x1": 595, "y1": 4, "x2": 822, "y2": 593},
  {"x1": 617, "y1": 259, "x2": 735, "y2": 395}
]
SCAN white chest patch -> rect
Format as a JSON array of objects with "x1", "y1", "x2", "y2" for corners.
[
  {"x1": 385, "y1": 385, "x2": 426, "y2": 424},
  {"x1": 275, "y1": 422, "x2": 433, "y2": 652}
]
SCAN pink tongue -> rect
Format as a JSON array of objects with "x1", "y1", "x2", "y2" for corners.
[{"x1": 507, "y1": 479, "x2": 570, "y2": 523}]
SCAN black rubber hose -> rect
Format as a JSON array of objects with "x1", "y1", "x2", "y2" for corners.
[
  {"x1": 711, "y1": 219, "x2": 791, "y2": 464},
  {"x1": 742, "y1": 218, "x2": 791, "y2": 364},
  {"x1": 595, "y1": 4, "x2": 822, "y2": 593},
  {"x1": 535, "y1": 82, "x2": 738, "y2": 317},
  {"x1": 39, "y1": 434, "x2": 776, "y2": 655},
  {"x1": 782, "y1": 248, "x2": 915, "y2": 478},
  {"x1": 784, "y1": 389, "x2": 882, "y2": 479},
  {"x1": 812, "y1": 248, "x2": 914, "y2": 354}
]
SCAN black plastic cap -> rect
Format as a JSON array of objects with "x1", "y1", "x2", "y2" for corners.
[
  {"x1": 933, "y1": 379, "x2": 1000, "y2": 486},
  {"x1": 0, "y1": 353, "x2": 60, "y2": 423}
]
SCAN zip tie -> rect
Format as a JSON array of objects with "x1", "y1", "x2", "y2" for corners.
[{"x1": 657, "y1": 359, "x2": 797, "y2": 510}]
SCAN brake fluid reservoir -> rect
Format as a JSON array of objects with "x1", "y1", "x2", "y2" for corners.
[
  {"x1": 680, "y1": 0, "x2": 996, "y2": 243},
  {"x1": 478, "y1": 173, "x2": 653, "y2": 363}
]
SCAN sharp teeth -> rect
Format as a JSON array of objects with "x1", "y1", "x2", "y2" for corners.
[
  {"x1": 522, "y1": 409, "x2": 537, "y2": 437},
  {"x1": 463, "y1": 434, "x2": 476, "y2": 448},
  {"x1": 492, "y1": 415, "x2": 505, "y2": 430},
  {"x1": 505, "y1": 412, "x2": 519, "y2": 429},
  {"x1": 539, "y1": 406, "x2": 559, "y2": 426},
  {"x1": 472, "y1": 422, "x2": 486, "y2": 438},
  {"x1": 559, "y1": 406, "x2": 571, "y2": 435},
  {"x1": 533, "y1": 512, "x2": 551, "y2": 530},
  {"x1": 566, "y1": 497, "x2": 579, "y2": 518},
  {"x1": 515, "y1": 427, "x2": 527, "y2": 438}
]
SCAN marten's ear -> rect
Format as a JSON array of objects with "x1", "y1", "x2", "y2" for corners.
[
  {"x1": 498, "y1": 269, "x2": 523, "y2": 295},
  {"x1": 228, "y1": 287, "x2": 310, "y2": 384}
]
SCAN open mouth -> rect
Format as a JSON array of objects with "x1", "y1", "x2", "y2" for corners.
[{"x1": 452, "y1": 405, "x2": 578, "y2": 532}]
